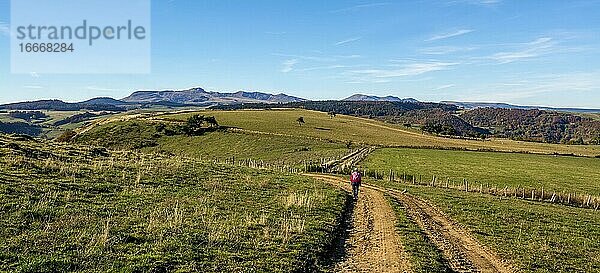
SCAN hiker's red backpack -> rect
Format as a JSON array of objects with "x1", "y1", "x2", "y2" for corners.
[{"x1": 350, "y1": 171, "x2": 362, "y2": 183}]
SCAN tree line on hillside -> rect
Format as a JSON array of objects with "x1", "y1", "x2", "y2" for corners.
[
  {"x1": 0, "y1": 121, "x2": 43, "y2": 136},
  {"x1": 384, "y1": 109, "x2": 490, "y2": 138},
  {"x1": 8, "y1": 111, "x2": 49, "y2": 121},
  {"x1": 214, "y1": 100, "x2": 458, "y2": 116},
  {"x1": 460, "y1": 108, "x2": 600, "y2": 144}
]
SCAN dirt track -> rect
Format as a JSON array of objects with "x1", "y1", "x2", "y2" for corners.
[
  {"x1": 386, "y1": 189, "x2": 513, "y2": 273},
  {"x1": 305, "y1": 174, "x2": 411, "y2": 273},
  {"x1": 306, "y1": 174, "x2": 513, "y2": 273}
]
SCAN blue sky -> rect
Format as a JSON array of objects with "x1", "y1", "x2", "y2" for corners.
[{"x1": 1, "y1": 0, "x2": 600, "y2": 108}]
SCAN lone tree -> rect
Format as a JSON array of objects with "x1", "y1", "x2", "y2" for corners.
[
  {"x1": 182, "y1": 114, "x2": 220, "y2": 136},
  {"x1": 183, "y1": 114, "x2": 206, "y2": 136},
  {"x1": 297, "y1": 117, "x2": 305, "y2": 126}
]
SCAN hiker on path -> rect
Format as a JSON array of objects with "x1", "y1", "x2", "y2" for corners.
[{"x1": 350, "y1": 168, "x2": 362, "y2": 200}]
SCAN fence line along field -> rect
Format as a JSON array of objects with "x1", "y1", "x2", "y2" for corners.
[
  {"x1": 361, "y1": 148, "x2": 600, "y2": 196},
  {"x1": 0, "y1": 135, "x2": 348, "y2": 272},
  {"x1": 160, "y1": 109, "x2": 600, "y2": 157}
]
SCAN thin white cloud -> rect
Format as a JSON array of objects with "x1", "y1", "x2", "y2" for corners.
[
  {"x1": 23, "y1": 85, "x2": 43, "y2": 89},
  {"x1": 460, "y1": 72, "x2": 600, "y2": 104},
  {"x1": 331, "y1": 2, "x2": 389, "y2": 13},
  {"x1": 347, "y1": 61, "x2": 458, "y2": 82},
  {"x1": 298, "y1": 64, "x2": 360, "y2": 72},
  {"x1": 29, "y1": 72, "x2": 40, "y2": 78},
  {"x1": 474, "y1": 0, "x2": 501, "y2": 4},
  {"x1": 281, "y1": 59, "x2": 298, "y2": 73},
  {"x1": 335, "y1": 54, "x2": 362, "y2": 59},
  {"x1": 434, "y1": 84, "x2": 456, "y2": 90},
  {"x1": 426, "y1": 29, "x2": 474, "y2": 42},
  {"x1": 489, "y1": 37, "x2": 555, "y2": 64},
  {"x1": 272, "y1": 53, "x2": 335, "y2": 62},
  {"x1": 335, "y1": 37, "x2": 362, "y2": 46},
  {"x1": 419, "y1": 46, "x2": 477, "y2": 55},
  {"x1": 0, "y1": 21, "x2": 9, "y2": 36}
]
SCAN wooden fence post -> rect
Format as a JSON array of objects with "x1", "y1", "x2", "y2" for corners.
[
  {"x1": 586, "y1": 195, "x2": 592, "y2": 207},
  {"x1": 541, "y1": 188, "x2": 544, "y2": 201}
]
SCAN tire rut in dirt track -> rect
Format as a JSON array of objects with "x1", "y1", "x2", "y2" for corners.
[
  {"x1": 383, "y1": 188, "x2": 513, "y2": 273},
  {"x1": 304, "y1": 174, "x2": 411, "y2": 273}
]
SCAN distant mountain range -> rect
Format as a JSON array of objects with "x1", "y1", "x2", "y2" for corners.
[
  {"x1": 0, "y1": 88, "x2": 598, "y2": 113},
  {"x1": 443, "y1": 101, "x2": 600, "y2": 113},
  {"x1": 0, "y1": 88, "x2": 305, "y2": 111},
  {"x1": 343, "y1": 94, "x2": 419, "y2": 103},
  {"x1": 121, "y1": 88, "x2": 305, "y2": 105}
]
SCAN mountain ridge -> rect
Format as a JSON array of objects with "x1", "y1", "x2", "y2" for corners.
[
  {"x1": 121, "y1": 88, "x2": 305, "y2": 105},
  {"x1": 1, "y1": 89, "x2": 598, "y2": 113},
  {"x1": 343, "y1": 94, "x2": 419, "y2": 103}
]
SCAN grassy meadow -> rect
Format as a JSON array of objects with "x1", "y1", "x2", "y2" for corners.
[
  {"x1": 0, "y1": 136, "x2": 347, "y2": 272},
  {"x1": 161, "y1": 109, "x2": 600, "y2": 157},
  {"x1": 362, "y1": 148, "x2": 600, "y2": 195},
  {"x1": 75, "y1": 119, "x2": 350, "y2": 167}
]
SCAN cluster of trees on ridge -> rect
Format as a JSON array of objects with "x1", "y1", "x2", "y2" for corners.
[
  {"x1": 8, "y1": 111, "x2": 49, "y2": 121},
  {"x1": 461, "y1": 108, "x2": 600, "y2": 145}
]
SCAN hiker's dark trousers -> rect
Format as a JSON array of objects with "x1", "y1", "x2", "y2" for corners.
[{"x1": 351, "y1": 182, "x2": 361, "y2": 199}]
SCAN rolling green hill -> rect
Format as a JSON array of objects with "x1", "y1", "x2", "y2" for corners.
[
  {"x1": 161, "y1": 109, "x2": 600, "y2": 157},
  {"x1": 0, "y1": 135, "x2": 347, "y2": 272},
  {"x1": 74, "y1": 119, "x2": 350, "y2": 167}
]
